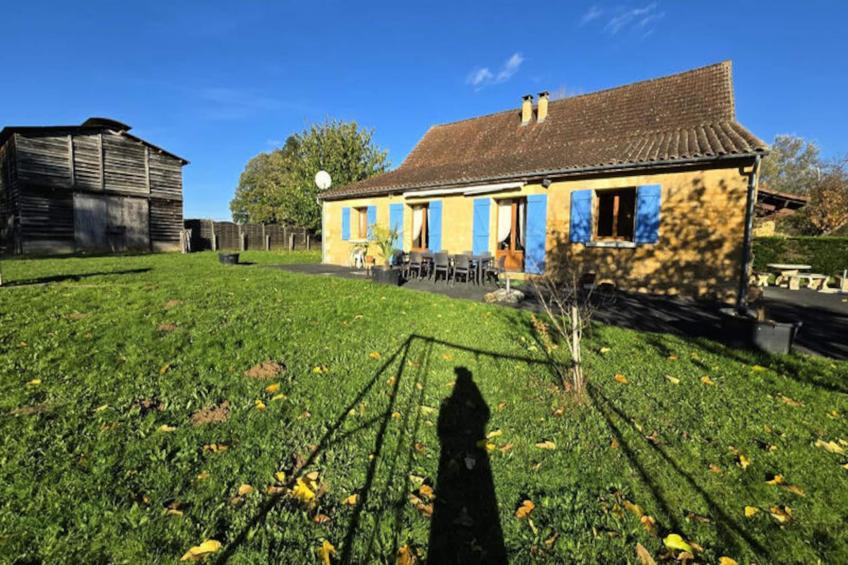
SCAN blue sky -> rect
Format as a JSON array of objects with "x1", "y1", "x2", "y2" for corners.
[{"x1": 3, "y1": 1, "x2": 846, "y2": 219}]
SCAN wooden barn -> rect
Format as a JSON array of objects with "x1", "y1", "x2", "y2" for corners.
[{"x1": 0, "y1": 117, "x2": 188, "y2": 255}]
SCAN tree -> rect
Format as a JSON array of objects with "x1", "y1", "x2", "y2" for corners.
[
  {"x1": 759, "y1": 134, "x2": 822, "y2": 195},
  {"x1": 230, "y1": 120, "x2": 388, "y2": 230},
  {"x1": 804, "y1": 157, "x2": 848, "y2": 235}
]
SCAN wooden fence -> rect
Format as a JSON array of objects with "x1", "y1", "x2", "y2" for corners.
[{"x1": 184, "y1": 220, "x2": 320, "y2": 252}]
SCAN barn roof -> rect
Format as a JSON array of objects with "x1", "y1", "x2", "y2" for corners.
[
  {"x1": 0, "y1": 117, "x2": 189, "y2": 165},
  {"x1": 321, "y1": 61, "x2": 767, "y2": 200}
]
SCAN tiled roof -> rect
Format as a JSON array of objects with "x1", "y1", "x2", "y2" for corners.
[{"x1": 321, "y1": 61, "x2": 767, "y2": 200}]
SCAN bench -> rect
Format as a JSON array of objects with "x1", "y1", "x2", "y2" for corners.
[{"x1": 795, "y1": 273, "x2": 829, "y2": 291}]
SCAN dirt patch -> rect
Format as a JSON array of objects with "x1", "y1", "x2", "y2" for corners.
[
  {"x1": 244, "y1": 361, "x2": 286, "y2": 379},
  {"x1": 67, "y1": 312, "x2": 90, "y2": 321},
  {"x1": 191, "y1": 401, "x2": 231, "y2": 426},
  {"x1": 163, "y1": 300, "x2": 182, "y2": 310},
  {"x1": 10, "y1": 403, "x2": 50, "y2": 416},
  {"x1": 134, "y1": 398, "x2": 165, "y2": 416},
  {"x1": 158, "y1": 323, "x2": 178, "y2": 332}
]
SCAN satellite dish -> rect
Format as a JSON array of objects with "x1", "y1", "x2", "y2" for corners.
[{"x1": 314, "y1": 170, "x2": 332, "y2": 190}]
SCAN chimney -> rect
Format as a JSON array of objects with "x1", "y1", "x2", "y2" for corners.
[
  {"x1": 521, "y1": 94, "x2": 533, "y2": 125},
  {"x1": 537, "y1": 91, "x2": 549, "y2": 123}
]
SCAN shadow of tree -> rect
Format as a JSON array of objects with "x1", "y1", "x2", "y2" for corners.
[{"x1": 2, "y1": 268, "x2": 152, "y2": 287}]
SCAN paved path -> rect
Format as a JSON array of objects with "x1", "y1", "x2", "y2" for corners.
[{"x1": 272, "y1": 263, "x2": 848, "y2": 360}]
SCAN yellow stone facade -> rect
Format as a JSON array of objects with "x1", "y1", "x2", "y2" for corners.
[{"x1": 322, "y1": 164, "x2": 755, "y2": 299}]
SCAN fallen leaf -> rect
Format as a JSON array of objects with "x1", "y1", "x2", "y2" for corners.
[
  {"x1": 668, "y1": 354, "x2": 679, "y2": 361},
  {"x1": 751, "y1": 365, "x2": 767, "y2": 372},
  {"x1": 476, "y1": 439, "x2": 496, "y2": 452},
  {"x1": 499, "y1": 443, "x2": 514, "y2": 454},
  {"x1": 641, "y1": 515, "x2": 658, "y2": 535},
  {"x1": 265, "y1": 485, "x2": 285, "y2": 495},
  {"x1": 785, "y1": 484, "x2": 806, "y2": 497},
  {"x1": 25, "y1": 378, "x2": 41, "y2": 386},
  {"x1": 535, "y1": 440, "x2": 556, "y2": 450},
  {"x1": 497, "y1": 401, "x2": 507, "y2": 411},
  {"x1": 441, "y1": 353, "x2": 454, "y2": 361},
  {"x1": 396, "y1": 544, "x2": 416, "y2": 565},
  {"x1": 238, "y1": 484, "x2": 254, "y2": 496},
  {"x1": 610, "y1": 437, "x2": 620, "y2": 449},
  {"x1": 271, "y1": 393, "x2": 287, "y2": 402},
  {"x1": 665, "y1": 375, "x2": 680, "y2": 385},
  {"x1": 202, "y1": 443, "x2": 229, "y2": 453},
  {"x1": 159, "y1": 363, "x2": 172, "y2": 375},
  {"x1": 255, "y1": 399, "x2": 267, "y2": 412},
  {"x1": 700, "y1": 376, "x2": 715, "y2": 386},
  {"x1": 737, "y1": 454, "x2": 751, "y2": 470},
  {"x1": 158, "y1": 424, "x2": 177, "y2": 433},
  {"x1": 196, "y1": 471, "x2": 210, "y2": 481},
  {"x1": 274, "y1": 471, "x2": 286, "y2": 483},
  {"x1": 766, "y1": 474, "x2": 784, "y2": 485},
  {"x1": 317, "y1": 539, "x2": 336, "y2": 565},
  {"x1": 314, "y1": 513, "x2": 331, "y2": 524},
  {"x1": 343, "y1": 494, "x2": 358, "y2": 506},
  {"x1": 778, "y1": 394, "x2": 802, "y2": 407},
  {"x1": 264, "y1": 383, "x2": 280, "y2": 394},
  {"x1": 815, "y1": 439, "x2": 845, "y2": 454},
  {"x1": 369, "y1": 351, "x2": 382, "y2": 360},
  {"x1": 709, "y1": 464, "x2": 722, "y2": 474},
  {"x1": 718, "y1": 557, "x2": 738, "y2": 565},
  {"x1": 291, "y1": 478, "x2": 316, "y2": 504},
  {"x1": 552, "y1": 407, "x2": 565, "y2": 417},
  {"x1": 312, "y1": 365, "x2": 328, "y2": 374},
  {"x1": 487, "y1": 429, "x2": 503, "y2": 438},
  {"x1": 180, "y1": 539, "x2": 222, "y2": 561},
  {"x1": 515, "y1": 499, "x2": 535, "y2": 519},
  {"x1": 614, "y1": 374, "x2": 629, "y2": 384},
  {"x1": 635, "y1": 543, "x2": 657, "y2": 565},
  {"x1": 663, "y1": 533, "x2": 694, "y2": 553},
  {"x1": 770, "y1": 505, "x2": 792, "y2": 524},
  {"x1": 744, "y1": 506, "x2": 759, "y2": 518},
  {"x1": 623, "y1": 500, "x2": 644, "y2": 518},
  {"x1": 418, "y1": 484, "x2": 434, "y2": 500}
]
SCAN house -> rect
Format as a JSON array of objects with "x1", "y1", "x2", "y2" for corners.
[
  {"x1": 0, "y1": 117, "x2": 187, "y2": 255},
  {"x1": 318, "y1": 62, "x2": 768, "y2": 299}
]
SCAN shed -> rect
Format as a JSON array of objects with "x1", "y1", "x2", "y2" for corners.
[{"x1": 0, "y1": 117, "x2": 188, "y2": 254}]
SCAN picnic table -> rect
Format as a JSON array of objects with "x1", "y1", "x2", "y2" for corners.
[{"x1": 767, "y1": 263, "x2": 812, "y2": 290}]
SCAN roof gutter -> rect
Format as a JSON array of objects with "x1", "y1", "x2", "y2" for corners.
[
  {"x1": 402, "y1": 181, "x2": 525, "y2": 199},
  {"x1": 319, "y1": 151, "x2": 766, "y2": 201}
]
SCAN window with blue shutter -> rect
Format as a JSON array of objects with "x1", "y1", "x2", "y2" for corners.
[
  {"x1": 428, "y1": 200, "x2": 442, "y2": 252},
  {"x1": 525, "y1": 194, "x2": 547, "y2": 274},
  {"x1": 635, "y1": 184, "x2": 662, "y2": 244},
  {"x1": 389, "y1": 203, "x2": 403, "y2": 250},
  {"x1": 366, "y1": 205, "x2": 377, "y2": 239},
  {"x1": 570, "y1": 190, "x2": 593, "y2": 243},
  {"x1": 341, "y1": 207, "x2": 350, "y2": 241},
  {"x1": 472, "y1": 198, "x2": 490, "y2": 255}
]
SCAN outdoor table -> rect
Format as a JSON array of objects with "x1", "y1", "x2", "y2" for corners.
[{"x1": 767, "y1": 263, "x2": 812, "y2": 290}]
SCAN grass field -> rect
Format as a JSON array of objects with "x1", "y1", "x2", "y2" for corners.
[{"x1": 1, "y1": 251, "x2": 846, "y2": 564}]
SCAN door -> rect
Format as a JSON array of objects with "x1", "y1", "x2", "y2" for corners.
[
  {"x1": 74, "y1": 193, "x2": 150, "y2": 252},
  {"x1": 495, "y1": 198, "x2": 525, "y2": 272}
]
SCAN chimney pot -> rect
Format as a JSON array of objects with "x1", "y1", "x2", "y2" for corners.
[
  {"x1": 537, "y1": 91, "x2": 549, "y2": 123},
  {"x1": 521, "y1": 94, "x2": 533, "y2": 125}
]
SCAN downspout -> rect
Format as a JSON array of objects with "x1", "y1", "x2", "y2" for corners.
[{"x1": 736, "y1": 154, "x2": 761, "y2": 315}]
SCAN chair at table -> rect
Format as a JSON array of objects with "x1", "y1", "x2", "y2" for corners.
[
  {"x1": 391, "y1": 250, "x2": 406, "y2": 277},
  {"x1": 433, "y1": 252, "x2": 451, "y2": 284},
  {"x1": 408, "y1": 252, "x2": 426, "y2": 280},
  {"x1": 484, "y1": 256, "x2": 505, "y2": 284},
  {"x1": 453, "y1": 254, "x2": 473, "y2": 286}
]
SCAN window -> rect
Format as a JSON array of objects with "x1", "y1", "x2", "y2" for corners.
[
  {"x1": 595, "y1": 188, "x2": 636, "y2": 240},
  {"x1": 354, "y1": 207, "x2": 368, "y2": 239},
  {"x1": 411, "y1": 203, "x2": 429, "y2": 249}
]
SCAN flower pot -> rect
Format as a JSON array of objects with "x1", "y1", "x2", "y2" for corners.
[
  {"x1": 218, "y1": 253, "x2": 240, "y2": 265},
  {"x1": 719, "y1": 308, "x2": 801, "y2": 355},
  {"x1": 372, "y1": 267, "x2": 401, "y2": 286}
]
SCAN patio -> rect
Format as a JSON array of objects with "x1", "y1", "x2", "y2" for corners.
[{"x1": 271, "y1": 263, "x2": 848, "y2": 360}]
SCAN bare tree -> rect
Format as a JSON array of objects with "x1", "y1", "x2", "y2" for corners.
[{"x1": 531, "y1": 268, "x2": 596, "y2": 397}]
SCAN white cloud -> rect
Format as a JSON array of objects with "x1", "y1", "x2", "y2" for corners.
[
  {"x1": 551, "y1": 85, "x2": 584, "y2": 100},
  {"x1": 604, "y1": 2, "x2": 665, "y2": 36},
  {"x1": 466, "y1": 52, "x2": 525, "y2": 89},
  {"x1": 580, "y1": 5, "x2": 604, "y2": 25}
]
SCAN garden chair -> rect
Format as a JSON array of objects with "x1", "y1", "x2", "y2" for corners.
[
  {"x1": 484, "y1": 256, "x2": 505, "y2": 284},
  {"x1": 433, "y1": 252, "x2": 451, "y2": 284},
  {"x1": 408, "y1": 252, "x2": 426, "y2": 280},
  {"x1": 364, "y1": 255, "x2": 376, "y2": 275},
  {"x1": 453, "y1": 254, "x2": 473, "y2": 286}
]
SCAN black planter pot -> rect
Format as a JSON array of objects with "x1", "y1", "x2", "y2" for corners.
[
  {"x1": 372, "y1": 267, "x2": 401, "y2": 286},
  {"x1": 719, "y1": 308, "x2": 801, "y2": 355},
  {"x1": 218, "y1": 253, "x2": 240, "y2": 265}
]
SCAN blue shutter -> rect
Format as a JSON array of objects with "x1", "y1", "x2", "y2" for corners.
[
  {"x1": 341, "y1": 207, "x2": 350, "y2": 241},
  {"x1": 389, "y1": 203, "x2": 403, "y2": 250},
  {"x1": 366, "y1": 205, "x2": 377, "y2": 239},
  {"x1": 525, "y1": 194, "x2": 547, "y2": 274},
  {"x1": 428, "y1": 200, "x2": 442, "y2": 252},
  {"x1": 570, "y1": 190, "x2": 593, "y2": 243},
  {"x1": 472, "y1": 198, "x2": 490, "y2": 255},
  {"x1": 635, "y1": 184, "x2": 662, "y2": 244}
]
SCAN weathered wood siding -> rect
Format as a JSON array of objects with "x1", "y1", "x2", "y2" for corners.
[
  {"x1": 150, "y1": 198, "x2": 183, "y2": 251},
  {"x1": 0, "y1": 138, "x2": 18, "y2": 252},
  {"x1": 19, "y1": 188, "x2": 75, "y2": 254},
  {"x1": 72, "y1": 134, "x2": 102, "y2": 190},
  {"x1": 15, "y1": 133, "x2": 72, "y2": 188},
  {"x1": 149, "y1": 151, "x2": 182, "y2": 200}
]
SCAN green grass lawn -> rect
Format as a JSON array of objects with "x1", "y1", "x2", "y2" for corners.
[{"x1": 1, "y1": 251, "x2": 846, "y2": 564}]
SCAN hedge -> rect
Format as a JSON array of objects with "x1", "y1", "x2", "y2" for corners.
[{"x1": 753, "y1": 236, "x2": 848, "y2": 275}]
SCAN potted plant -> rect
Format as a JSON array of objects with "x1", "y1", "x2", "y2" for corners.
[{"x1": 370, "y1": 224, "x2": 401, "y2": 286}]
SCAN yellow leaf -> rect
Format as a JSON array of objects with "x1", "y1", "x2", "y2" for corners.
[
  {"x1": 635, "y1": 543, "x2": 657, "y2": 565},
  {"x1": 274, "y1": 471, "x2": 286, "y2": 483},
  {"x1": 26, "y1": 379, "x2": 41, "y2": 386},
  {"x1": 265, "y1": 485, "x2": 285, "y2": 495},
  {"x1": 719, "y1": 558, "x2": 738, "y2": 565},
  {"x1": 475, "y1": 439, "x2": 496, "y2": 452},
  {"x1": 709, "y1": 464, "x2": 722, "y2": 474},
  {"x1": 701, "y1": 375, "x2": 715, "y2": 385},
  {"x1": 238, "y1": 484, "x2": 254, "y2": 496},
  {"x1": 196, "y1": 471, "x2": 210, "y2": 481},
  {"x1": 314, "y1": 513, "x2": 331, "y2": 524},
  {"x1": 667, "y1": 354, "x2": 678, "y2": 361},
  {"x1": 158, "y1": 424, "x2": 177, "y2": 433},
  {"x1": 487, "y1": 429, "x2": 503, "y2": 438},
  {"x1": 343, "y1": 493, "x2": 358, "y2": 506},
  {"x1": 392, "y1": 411, "x2": 401, "y2": 420},
  {"x1": 599, "y1": 347, "x2": 611, "y2": 354},
  {"x1": 312, "y1": 365, "x2": 328, "y2": 374},
  {"x1": 786, "y1": 484, "x2": 806, "y2": 497},
  {"x1": 737, "y1": 454, "x2": 751, "y2": 470},
  {"x1": 369, "y1": 351, "x2": 381, "y2": 360},
  {"x1": 264, "y1": 383, "x2": 280, "y2": 394},
  {"x1": 751, "y1": 365, "x2": 767, "y2": 372},
  {"x1": 640, "y1": 515, "x2": 658, "y2": 535},
  {"x1": 744, "y1": 506, "x2": 760, "y2": 518},
  {"x1": 815, "y1": 439, "x2": 845, "y2": 454},
  {"x1": 614, "y1": 374, "x2": 629, "y2": 384},
  {"x1": 418, "y1": 484, "x2": 434, "y2": 499},
  {"x1": 292, "y1": 478, "x2": 316, "y2": 504},
  {"x1": 770, "y1": 505, "x2": 792, "y2": 524},
  {"x1": 515, "y1": 499, "x2": 535, "y2": 519},
  {"x1": 271, "y1": 393, "x2": 287, "y2": 402},
  {"x1": 766, "y1": 474, "x2": 784, "y2": 485},
  {"x1": 159, "y1": 363, "x2": 171, "y2": 375},
  {"x1": 396, "y1": 544, "x2": 414, "y2": 565},
  {"x1": 535, "y1": 440, "x2": 556, "y2": 450},
  {"x1": 663, "y1": 533, "x2": 694, "y2": 553},
  {"x1": 441, "y1": 353, "x2": 454, "y2": 361},
  {"x1": 623, "y1": 500, "x2": 644, "y2": 518},
  {"x1": 664, "y1": 375, "x2": 680, "y2": 385},
  {"x1": 180, "y1": 539, "x2": 222, "y2": 561},
  {"x1": 842, "y1": 463, "x2": 848, "y2": 470},
  {"x1": 317, "y1": 539, "x2": 336, "y2": 565},
  {"x1": 255, "y1": 399, "x2": 266, "y2": 412},
  {"x1": 305, "y1": 470, "x2": 320, "y2": 483}
]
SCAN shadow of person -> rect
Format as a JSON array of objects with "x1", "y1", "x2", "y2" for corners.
[{"x1": 428, "y1": 367, "x2": 506, "y2": 564}]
